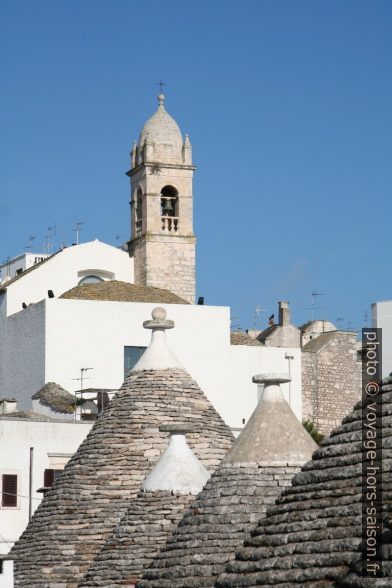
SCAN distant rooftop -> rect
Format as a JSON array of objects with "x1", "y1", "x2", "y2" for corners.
[
  {"x1": 230, "y1": 331, "x2": 262, "y2": 346},
  {"x1": 32, "y1": 382, "x2": 76, "y2": 414},
  {"x1": 60, "y1": 280, "x2": 189, "y2": 305}
]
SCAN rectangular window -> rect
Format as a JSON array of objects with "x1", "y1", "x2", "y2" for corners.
[
  {"x1": 44, "y1": 469, "x2": 63, "y2": 488},
  {"x1": 124, "y1": 346, "x2": 146, "y2": 378},
  {"x1": 2, "y1": 474, "x2": 17, "y2": 507}
]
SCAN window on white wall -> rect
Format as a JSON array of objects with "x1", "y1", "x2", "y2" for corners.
[
  {"x1": 44, "y1": 469, "x2": 63, "y2": 488},
  {"x1": 1, "y1": 474, "x2": 18, "y2": 508},
  {"x1": 78, "y1": 275, "x2": 105, "y2": 285},
  {"x1": 124, "y1": 346, "x2": 146, "y2": 378}
]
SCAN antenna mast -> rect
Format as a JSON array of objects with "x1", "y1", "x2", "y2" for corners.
[{"x1": 74, "y1": 221, "x2": 85, "y2": 245}]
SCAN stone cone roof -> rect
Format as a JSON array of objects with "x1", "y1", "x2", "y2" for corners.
[
  {"x1": 216, "y1": 376, "x2": 392, "y2": 587},
  {"x1": 225, "y1": 374, "x2": 317, "y2": 465},
  {"x1": 79, "y1": 426, "x2": 209, "y2": 588},
  {"x1": 12, "y1": 355, "x2": 233, "y2": 586},
  {"x1": 31, "y1": 381, "x2": 76, "y2": 414},
  {"x1": 80, "y1": 490, "x2": 195, "y2": 588},
  {"x1": 138, "y1": 375, "x2": 316, "y2": 588}
]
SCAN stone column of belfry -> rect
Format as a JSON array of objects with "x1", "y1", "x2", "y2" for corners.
[{"x1": 127, "y1": 94, "x2": 196, "y2": 304}]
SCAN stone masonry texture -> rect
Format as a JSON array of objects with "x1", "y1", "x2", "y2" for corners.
[
  {"x1": 215, "y1": 376, "x2": 392, "y2": 587},
  {"x1": 137, "y1": 463, "x2": 302, "y2": 588},
  {"x1": 302, "y1": 331, "x2": 361, "y2": 435},
  {"x1": 79, "y1": 491, "x2": 195, "y2": 587},
  {"x1": 11, "y1": 368, "x2": 233, "y2": 587}
]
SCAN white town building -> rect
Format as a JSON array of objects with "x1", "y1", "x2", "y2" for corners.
[
  {"x1": 0, "y1": 411, "x2": 92, "y2": 583},
  {"x1": 371, "y1": 299, "x2": 392, "y2": 377}
]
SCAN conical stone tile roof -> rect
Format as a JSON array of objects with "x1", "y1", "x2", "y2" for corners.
[
  {"x1": 138, "y1": 374, "x2": 317, "y2": 588},
  {"x1": 12, "y1": 309, "x2": 233, "y2": 588},
  {"x1": 80, "y1": 425, "x2": 209, "y2": 588},
  {"x1": 216, "y1": 376, "x2": 392, "y2": 587}
]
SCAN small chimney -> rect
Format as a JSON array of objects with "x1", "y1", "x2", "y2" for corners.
[
  {"x1": 279, "y1": 301, "x2": 291, "y2": 326},
  {"x1": 0, "y1": 398, "x2": 18, "y2": 415}
]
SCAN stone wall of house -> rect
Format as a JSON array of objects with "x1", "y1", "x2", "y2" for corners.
[
  {"x1": 302, "y1": 332, "x2": 361, "y2": 435},
  {"x1": 262, "y1": 324, "x2": 301, "y2": 347}
]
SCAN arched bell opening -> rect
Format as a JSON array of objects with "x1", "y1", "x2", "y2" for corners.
[
  {"x1": 160, "y1": 185, "x2": 179, "y2": 232},
  {"x1": 135, "y1": 187, "x2": 143, "y2": 234}
]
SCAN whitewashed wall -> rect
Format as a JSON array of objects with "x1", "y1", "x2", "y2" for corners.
[
  {"x1": 3, "y1": 241, "x2": 134, "y2": 317},
  {"x1": 372, "y1": 300, "x2": 392, "y2": 377},
  {"x1": 0, "y1": 417, "x2": 92, "y2": 555},
  {"x1": 1, "y1": 296, "x2": 303, "y2": 429},
  {"x1": 44, "y1": 299, "x2": 302, "y2": 429}
]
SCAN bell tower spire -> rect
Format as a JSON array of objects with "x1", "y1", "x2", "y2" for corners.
[{"x1": 127, "y1": 94, "x2": 196, "y2": 304}]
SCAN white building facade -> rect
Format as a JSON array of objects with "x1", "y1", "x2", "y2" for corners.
[
  {"x1": 371, "y1": 300, "x2": 392, "y2": 377},
  {"x1": 0, "y1": 294, "x2": 302, "y2": 430},
  {"x1": 0, "y1": 416, "x2": 92, "y2": 568}
]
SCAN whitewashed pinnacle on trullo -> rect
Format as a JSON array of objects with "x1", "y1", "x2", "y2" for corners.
[
  {"x1": 141, "y1": 424, "x2": 210, "y2": 495},
  {"x1": 224, "y1": 372, "x2": 317, "y2": 465},
  {"x1": 132, "y1": 307, "x2": 184, "y2": 372}
]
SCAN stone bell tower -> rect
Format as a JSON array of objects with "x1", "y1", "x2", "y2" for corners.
[{"x1": 127, "y1": 94, "x2": 196, "y2": 304}]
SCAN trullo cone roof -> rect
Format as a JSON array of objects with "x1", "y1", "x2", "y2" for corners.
[
  {"x1": 11, "y1": 308, "x2": 233, "y2": 587},
  {"x1": 80, "y1": 426, "x2": 209, "y2": 587},
  {"x1": 216, "y1": 376, "x2": 392, "y2": 587},
  {"x1": 138, "y1": 374, "x2": 316, "y2": 588}
]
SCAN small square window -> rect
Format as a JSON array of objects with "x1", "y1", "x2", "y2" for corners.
[{"x1": 2, "y1": 474, "x2": 17, "y2": 507}]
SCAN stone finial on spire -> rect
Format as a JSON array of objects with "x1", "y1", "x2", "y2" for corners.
[
  {"x1": 143, "y1": 306, "x2": 174, "y2": 330},
  {"x1": 132, "y1": 307, "x2": 183, "y2": 372},
  {"x1": 141, "y1": 423, "x2": 210, "y2": 494},
  {"x1": 158, "y1": 93, "x2": 165, "y2": 107},
  {"x1": 224, "y1": 372, "x2": 317, "y2": 466}
]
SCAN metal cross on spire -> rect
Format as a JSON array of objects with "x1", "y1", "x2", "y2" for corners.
[{"x1": 156, "y1": 79, "x2": 167, "y2": 94}]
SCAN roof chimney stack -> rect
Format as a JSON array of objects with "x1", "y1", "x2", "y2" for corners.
[
  {"x1": 0, "y1": 398, "x2": 17, "y2": 415},
  {"x1": 279, "y1": 301, "x2": 291, "y2": 326}
]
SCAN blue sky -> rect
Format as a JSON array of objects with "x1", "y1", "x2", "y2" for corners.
[{"x1": 1, "y1": 0, "x2": 391, "y2": 331}]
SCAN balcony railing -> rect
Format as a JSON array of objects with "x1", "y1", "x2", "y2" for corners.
[{"x1": 161, "y1": 216, "x2": 179, "y2": 232}]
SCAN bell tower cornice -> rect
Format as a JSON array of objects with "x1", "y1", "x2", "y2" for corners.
[{"x1": 126, "y1": 162, "x2": 196, "y2": 178}]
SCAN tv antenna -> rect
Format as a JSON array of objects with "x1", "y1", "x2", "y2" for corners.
[
  {"x1": 26, "y1": 235, "x2": 37, "y2": 251},
  {"x1": 304, "y1": 291, "x2": 325, "y2": 323},
  {"x1": 363, "y1": 311, "x2": 369, "y2": 327},
  {"x1": 2, "y1": 256, "x2": 11, "y2": 280},
  {"x1": 44, "y1": 224, "x2": 56, "y2": 254},
  {"x1": 72, "y1": 367, "x2": 93, "y2": 421},
  {"x1": 336, "y1": 317, "x2": 345, "y2": 329},
  {"x1": 254, "y1": 305, "x2": 267, "y2": 327},
  {"x1": 74, "y1": 221, "x2": 85, "y2": 245}
]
